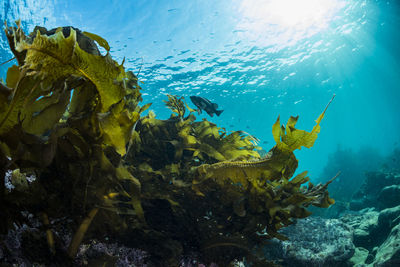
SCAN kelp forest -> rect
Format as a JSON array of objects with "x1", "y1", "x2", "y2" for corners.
[{"x1": 0, "y1": 21, "x2": 336, "y2": 266}]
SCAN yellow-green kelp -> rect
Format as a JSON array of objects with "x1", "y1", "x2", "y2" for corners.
[
  {"x1": 0, "y1": 21, "x2": 335, "y2": 266},
  {"x1": 0, "y1": 21, "x2": 147, "y2": 261}
]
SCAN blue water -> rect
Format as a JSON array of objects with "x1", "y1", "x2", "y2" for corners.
[{"x1": 1, "y1": 0, "x2": 399, "y2": 182}]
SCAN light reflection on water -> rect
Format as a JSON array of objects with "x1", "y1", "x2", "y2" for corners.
[{"x1": 236, "y1": 0, "x2": 348, "y2": 47}]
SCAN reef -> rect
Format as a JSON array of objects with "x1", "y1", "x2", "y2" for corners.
[
  {"x1": 303, "y1": 147, "x2": 400, "y2": 266},
  {"x1": 256, "y1": 155, "x2": 400, "y2": 267},
  {"x1": 340, "y1": 165, "x2": 400, "y2": 266},
  {"x1": 0, "y1": 22, "x2": 335, "y2": 266},
  {"x1": 263, "y1": 217, "x2": 355, "y2": 267}
]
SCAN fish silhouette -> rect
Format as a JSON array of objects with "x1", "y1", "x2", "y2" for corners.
[{"x1": 190, "y1": 96, "x2": 223, "y2": 117}]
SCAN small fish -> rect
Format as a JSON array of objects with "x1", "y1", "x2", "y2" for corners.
[{"x1": 190, "y1": 96, "x2": 223, "y2": 117}]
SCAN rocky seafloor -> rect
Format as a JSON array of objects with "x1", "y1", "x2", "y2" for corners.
[
  {"x1": 1, "y1": 165, "x2": 400, "y2": 266},
  {"x1": 265, "y1": 167, "x2": 400, "y2": 267}
]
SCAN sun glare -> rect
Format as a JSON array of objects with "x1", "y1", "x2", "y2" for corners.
[
  {"x1": 266, "y1": 0, "x2": 341, "y2": 28},
  {"x1": 237, "y1": 0, "x2": 346, "y2": 46}
]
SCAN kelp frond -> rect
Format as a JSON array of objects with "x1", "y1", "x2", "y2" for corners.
[
  {"x1": 195, "y1": 95, "x2": 335, "y2": 183},
  {"x1": 163, "y1": 94, "x2": 195, "y2": 119},
  {"x1": 0, "y1": 22, "x2": 147, "y2": 259},
  {"x1": 16, "y1": 27, "x2": 125, "y2": 112},
  {"x1": 192, "y1": 96, "x2": 335, "y2": 238}
]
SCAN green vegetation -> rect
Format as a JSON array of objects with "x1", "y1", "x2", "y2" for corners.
[{"x1": 0, "y1": 21, "x2": 335, "y2": 265}]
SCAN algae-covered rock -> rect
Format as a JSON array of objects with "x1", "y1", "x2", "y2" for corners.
[
  {"x1": 263, "y1": 217, "x2": 354, "y2": 266},
  {"x1": 378, "y1": 185, "x2": 400, "y2": 208},
  {"x1": 373, "y1": 223, "x2": 400, "y2": 266},
  {"x1": 336, "y1": 206, "x2": 400, "y2": 266},
  {"x1": 340, "y1": 209, "x2": 380, "y2": 249},
  {"x1": 350, "y1": 171, "x2": 400, "y2": 211},
  {"x1": 349, "y1": 247, "x2": 369, "y2": 266},
  {"x1": 377, "y1": 205, "x2": 400, "y2": 239}
]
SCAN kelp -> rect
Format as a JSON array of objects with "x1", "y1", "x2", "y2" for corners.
[
  {"x1": 1, "y1": 22, "x2": 336, "y2": 266},
  {"x1": 128, "y1": 95, "x2": 260, "y2": 171},
  {"x1": 124, "y1": 94, "x2": 335, "y2": 264},
  {"x1": 194, "y1": 95, "x2": 335, "y2": 190},
  {"x1": 163, "y1": 94, "x2": 193, "y2": 119},
  {"x1": 15, "y1": 25, "x2": 125, "y2": 112},
  {"x1": 0, "y1": 22, "x2": 146, "y2": 261},
  {"x1": 191, "y1": 97, "x2": 336, "y2": 241}
]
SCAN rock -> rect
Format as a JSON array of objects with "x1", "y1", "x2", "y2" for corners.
[
  {"x1": 359, "y1": 172, "x2": 397, "y2": 197},
  {"x1": 350, "y1": 199, "x2": 372, "y2": 211},
  {"x1": 0, "y1": 246, "x2": 4, "y2": 261},
  {"x1": 348, "y1": 247, "x2": 369, "y2": 266},
  {"x1": 0, "y1": 222, "x2": 150, "y2": 267},
  {"x1": 263, "y1": 217, "x2": 355, "y2": 266},
  {"x1": 337, "y1": 205, "x2": 400, "y2": 266},
  {"x1": 378, "y1": 185, "x2": 400, "y2": 208},
  {"x1": 373, "y1": 223, "x2": 400, "y2": 266},
  {"x1": 364, "y1": 246, "x2": 378, "y2": 264},
  {"x1": 350, "y1": 171, "x2": 400, "y2": 211},
  {"x1": 378, "y1": 206, "x2": 400, "y2": 232},
  {"x1": 340, "y1": 209, "x2": 379, "y2": 249},
  {"x1": 75, "y1": 240, "x2": 148, "y2": 267}
]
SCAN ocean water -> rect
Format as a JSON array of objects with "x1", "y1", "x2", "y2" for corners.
[{"x1": 1, "y1": 0, "x2": 400, "y2": 183}]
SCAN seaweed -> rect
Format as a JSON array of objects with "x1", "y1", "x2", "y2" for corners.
[
  {"x1": 0, "y1": 22, "x2": 145, "y2": 261},
  {"x1": 0, "y1": 21, "x2": 335, "y2": 266}
]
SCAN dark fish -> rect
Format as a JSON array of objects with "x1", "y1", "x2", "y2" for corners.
[{"x1": 190, "y1": 96, "x2": 223, "y2": 117}]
